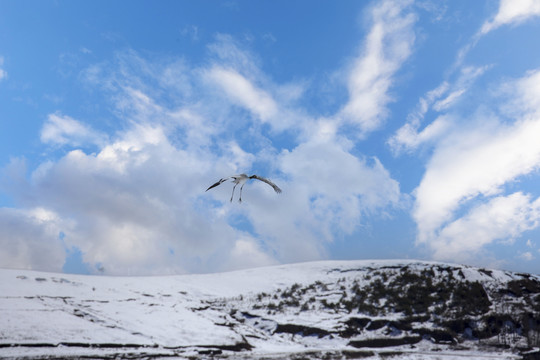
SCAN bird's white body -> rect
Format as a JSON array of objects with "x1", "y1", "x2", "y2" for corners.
[{"x1": 206, "y1": 174, "x2": 282, "y2": 202}]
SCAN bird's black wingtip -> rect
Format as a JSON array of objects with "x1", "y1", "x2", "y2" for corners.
[{"x1": 206, "y1": 181, "x2": 222, "y2": 192}]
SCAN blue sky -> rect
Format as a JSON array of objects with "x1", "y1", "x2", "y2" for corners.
[{"x1": 2, "y1": 0, "x2": 540, "y2": 275}]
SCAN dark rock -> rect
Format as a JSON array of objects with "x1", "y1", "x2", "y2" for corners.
[
  {"x1": 412, "y1": 329, "x2": 456, "y2": 344},
  {"x1": 274, "y1": 323, "x2": 330, "y2": 338},
  {"x1": 348, "y1": 336, "x2": 422, "y2": 348},
  {"x1": 340, "y1": 318, "x2": 371, "y2": 338}
]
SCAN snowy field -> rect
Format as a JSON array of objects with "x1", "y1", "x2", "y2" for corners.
[{"x1": 0, "y1": 260, "x2": 530, "y2": 359}]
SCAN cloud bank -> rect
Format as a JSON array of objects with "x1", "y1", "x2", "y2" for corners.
[
  {"x1": 0, "y1": 0, "x2": 410, "y2": 274},
  {"x1": 413, "y1": 69, "x2": 540, "y2": 260}
]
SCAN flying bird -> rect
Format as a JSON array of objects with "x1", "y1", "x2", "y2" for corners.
[{"x1": 206, "y1": 174, "x2": 282, "y2": 203}]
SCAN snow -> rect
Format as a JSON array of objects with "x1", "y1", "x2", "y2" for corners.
[{"x1": 0, "y1": 259, "x2": 528, "y2": 359}]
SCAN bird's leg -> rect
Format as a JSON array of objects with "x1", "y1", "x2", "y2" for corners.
[
  {"x1": 239, "y1": 184, "x2": 246, "y2": 203},
  {"x1": 230, "y1": 184, "x2": 238, "y2": 202}
]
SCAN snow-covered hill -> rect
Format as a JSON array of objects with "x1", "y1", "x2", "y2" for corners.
[{"x1": 1, "y1": 260, "x2": 539, "y2": 359}]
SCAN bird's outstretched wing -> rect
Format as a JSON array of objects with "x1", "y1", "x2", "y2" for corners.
[
  {"x1": 206, "y1": 177, "x2": 230, "y2": 192},
  {"x1": 251, "y1": 175, "x2": 282, "y2": 194}
]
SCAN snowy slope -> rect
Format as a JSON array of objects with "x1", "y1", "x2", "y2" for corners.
[{"x1": 1, "y1": 260, "x2": 538, "y2": 359}]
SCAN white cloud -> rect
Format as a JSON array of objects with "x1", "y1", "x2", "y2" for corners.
[
  {"x1": 41, "y1": 113, "x2": 107, "y2": 147},
  {"x1": 387, "y1": 81, "x2": 449, "y2": 154},
  {"x1": 452, "y1": 0, "x2": 540, "y2": 72},
  {"x1": 339, "y1": 0, "x2": 416, "y2": 134},
  {"x1": 411, "y1": 81, "x2": 449, "y2": 120},
  {"x1": 0, "y1": 56, "x2": 7, "y2": 82},
  {"x1": 0, "y1": 207, "x2": 66, "y2": 272},
  {"x1": 199, "y1": 35, "x2": 310, "y2": 133},
  {"x1": 414, "y1": 68, "x2": 540, "y2": 260},
  {"x1": 481, "y1": 0, "x2": 540, "y2": 35},
  {"x1": 180, "y1": 25, "x2": 199, "y2": 42},
  {"x1": 389, "y1": 66, "x2": 490, "y2": 154},
  {"x1": 388, "y1": 115, "x2": 451, "y2": 155},
  {"x1": 519, "y1": 251, "x2": 535, "y2": 261},
  {"x1": 278, "y1": 138, "x2": 401, "y2": 237},
  {"x1": 500, "y1": 68, "x2": 540, "y2": 117},
  {"x1": 224, "y1": 237, "x2": 278, "y2": 271},
  {"x1": 205, "y1": 66, "x2": 278, "y2": 122},
  {"x1": 428, "y1": 193, "x2": 540, "y2": 262},
  {"x1": 207, "y1": 34, "x2": 261, "y2": 76},
  {"x1": 415, "y1": 116, "x2": 540, "y2": 243},
  {"x1": 432, "y1": 89, "x2": 465, "y2": 112}
]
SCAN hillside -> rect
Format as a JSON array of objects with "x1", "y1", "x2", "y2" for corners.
[{"x1": 1, "y1": 260, "x2": 539, "y2": 359}]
